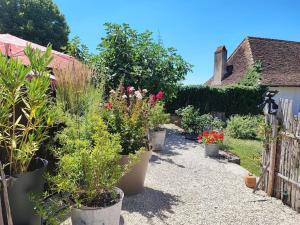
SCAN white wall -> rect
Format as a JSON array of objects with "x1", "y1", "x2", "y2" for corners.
[{"x1": 269, "y1": 86, "x2": 300, "y2": 115}]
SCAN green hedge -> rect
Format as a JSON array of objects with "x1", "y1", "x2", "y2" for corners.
[{"x1": 166, "y1": 85, "x2": 266, "y2": 117}]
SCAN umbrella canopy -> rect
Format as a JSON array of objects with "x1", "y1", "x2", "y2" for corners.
[{"x1": 0, "y1": 33, "x2": 78, "y2": 69}]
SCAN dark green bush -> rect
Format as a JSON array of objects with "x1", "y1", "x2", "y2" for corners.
[
  {"x1": 226, "y1": 115, "x2": 264, "y2": 139},
  {"x1": 176, "y1": 105, "x2": 224, "y2": 134},
  {"x1": 166, "y1": 85, "x2": 266, "y2": 117}
]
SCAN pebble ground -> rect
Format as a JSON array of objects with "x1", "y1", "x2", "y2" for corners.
[{"x1": 120, "y1": 125, "x2": 300, "y2": 225}]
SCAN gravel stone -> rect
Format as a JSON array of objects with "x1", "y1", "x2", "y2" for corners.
[
  {"x1": 63, "y1": 124, "x2": 300, "y2": 225},
  {"x1": 121, "y1": 125, "x2": 300, "y2": 225}
]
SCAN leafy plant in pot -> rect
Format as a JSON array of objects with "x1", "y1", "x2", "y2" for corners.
[
  {"x1": 148, "y1": 92, "x2": 170, "y2": 151},
  {"x1": 0, "y1": 45, "x2": 53, "y2": 225},
  {"x1": 176, "y1": 105, "x2": 224, "y2": 140},
  {"x1": 50, "y1": 110, "x2": 132, "y2": 225},
  {"x1": 101, "y1": 86, "x2": 152, "y2": 195},
  {"x1": 198, "y1": 130, "x2": 224, "y2": 157}
]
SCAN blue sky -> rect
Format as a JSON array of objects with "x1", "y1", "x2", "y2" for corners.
[{"x1": 54, "y1": 0, "x2": 300, "y2": 85}]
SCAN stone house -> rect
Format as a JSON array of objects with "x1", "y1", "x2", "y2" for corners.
[{"x1": 206, "y1": 36, "x2": 300, "y2": 114}]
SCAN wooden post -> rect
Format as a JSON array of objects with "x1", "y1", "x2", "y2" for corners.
[
  {"x1": 0, "y1": 195, "x2": 4, "y2": 225},
  {"x1": 267, "y1": 116, "x2": 278, "y2": 196},
  {"x1": 0, "y1": 162, "x2": 13, "y2": 225}
]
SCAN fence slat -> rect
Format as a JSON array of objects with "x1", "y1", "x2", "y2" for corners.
[{"x1": 262, "y1": 98, "x2": 300, "y2": 212}]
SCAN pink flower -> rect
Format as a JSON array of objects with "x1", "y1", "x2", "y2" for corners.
[
  {"x1": 155, "y1": 91, "x2": 164, "y2": 101},
  {"x1": 149, "y1": 94, "x2": 156, "y2": 105},
  {"x1": 127, "y1": 86, "x2": 135, "y2": 94}
]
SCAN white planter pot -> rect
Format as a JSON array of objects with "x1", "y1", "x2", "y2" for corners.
[
  {"x1": 148, "y1": 129, "x2": 167, "y2": 151},
  {"x1": 71, "y1": 187, "x2": 124, "y2": 225},
  {"x1": 204, "y1": 144, "x2": 220, "y2": 157}
]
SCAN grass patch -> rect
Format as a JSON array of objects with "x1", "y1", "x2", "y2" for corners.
[{"x1": 223, "y1": 137, "x2": 263, "y2": 176}]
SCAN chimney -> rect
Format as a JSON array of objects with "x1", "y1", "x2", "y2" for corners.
[{"x1": 212, "y1": 45, "x2": 227, "y2": 85}]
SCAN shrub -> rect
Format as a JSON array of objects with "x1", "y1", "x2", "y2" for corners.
[
  {"x1": 148, "y1": 102, "x2": 170, "y2": 130},
  {"x1": 50, "y1": 112, "x2": 130, "y2": 208},
  {"x1": 0, "y1": 45, "x2": 53, "y2": 175},
  {"x1": 101, "y1": 86, "x2": 150, "y2": 155},
  {"x1": 166, "y1": 85, "x2": 266, "y2": 117},
  {"x1": 226, "y1": 115, "x2": 264, "y2": 139},
  {"x1": 176, "y1": 105, "x2": 224, "y2": 135}
]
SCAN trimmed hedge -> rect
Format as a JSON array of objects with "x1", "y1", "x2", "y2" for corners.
[{"x1": 166, "y1": 85, "x2": 266, "y2": 117}]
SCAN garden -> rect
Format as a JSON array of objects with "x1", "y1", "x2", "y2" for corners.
[{"x1": 0, "y1": 23, "x2": 299, "y2": 225}]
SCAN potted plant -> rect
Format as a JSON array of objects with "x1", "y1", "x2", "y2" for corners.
[
  {"x1": 101, "y1": 86, "x2": 152, "y2": 195},
  {"x1": 198, "y1": 130, "x2": 224, "y2": 157},
  {"x1": 148, "y1": 93, "x2": 170, "y2": 151},
  {"x1": 176, "y1": 106, "x2": 224, "y2": 141},
  {"x1": 50, "y1": 110, "x2": 130, "y2": 225},
  {"x1": 0, "y1": 45, "x2": 53, "y2": 225}
]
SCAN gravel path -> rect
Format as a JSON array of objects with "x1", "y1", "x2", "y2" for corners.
[{"x1": 121, "y1": 125, "x2": 300, "y2": 225}]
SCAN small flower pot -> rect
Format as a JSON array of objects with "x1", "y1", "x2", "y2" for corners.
[
  {"x1": 148, "y1": 128, "x2": 167, "y2": 151},
  {"x1": 244, "y1": 174, "x2": 256, "y2": 189},
  {"x1": 3, "y1": 158, "x2": 48, "y2": 225},
  {"x1": 204, "y1": 144, "x2": 220, "y2": 157},
  {"x1": 71, "y1": 187, "x2": 124, "y2": 225},
  {"x1": 117, "y1": 150, "x2": 152, "y2": 195}
]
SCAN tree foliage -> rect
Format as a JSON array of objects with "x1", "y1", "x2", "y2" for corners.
[
  {"x1": 238, "y1": 61, "x2": 262, "y2": 87},
  {"x1": 0, "y1": 0, "x2": 70, "y2": 50},
  {"x1": 61, "y1": 36, "x2": 91, "y2": 63},
  {"x1": 97, "y1": 23, "x2": 193, "y2": 101}
]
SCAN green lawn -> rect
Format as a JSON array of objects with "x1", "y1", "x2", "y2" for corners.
[{"x1": 223, "y1": 137, "x2": 263, "y2": 176}]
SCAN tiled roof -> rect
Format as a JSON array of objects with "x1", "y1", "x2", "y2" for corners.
[{"x1": 207, "y1": 36, "x2": 300, "y2": 87}]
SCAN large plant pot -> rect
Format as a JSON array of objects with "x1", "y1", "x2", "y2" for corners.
[
  {"x1": 117, "y1": 150, "x2": 152, "y2": 195},
  {"x1": 148, "y1": 129, "x2": 167, "y2": 151},
  {"x1": 71, "y1": 187, "x2": 124, "y2": 225},
  {"x1": 3, "y1": 158, "x2": 48, "y2": 225},
  {"x1": 204, "y1": 144, "x2": 220, "y2": 157}
]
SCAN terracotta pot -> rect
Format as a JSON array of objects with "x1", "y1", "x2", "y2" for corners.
[
  {"x1": 71, "y1": 187, "x2": 124, "y2": 225},
  {"x1": 117, "y1": 150, "x2": 152, "y2": 195},
  {"x1": 148, "y1": 128, "x2": 167, "y2": 151},
  {"x1": 244, "y1": 174, "x2": 256, "y2": 188},
  {"x1": 204, "y1": 144, "x2": 219, "y2": 157}
]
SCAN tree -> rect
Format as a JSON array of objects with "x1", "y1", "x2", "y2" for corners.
[
  {"x1": 97, "y1": 23, "x2": 193, "y2": 100},
  {"x1": 0, "y1": 0, "x2": 70, "y2": 50},
  {"x1": 238, "y1": 61, "x2": 262, "y2": 87},
  {"x1": 62, "y1": 36, "x2": 91, "y2": 63}
]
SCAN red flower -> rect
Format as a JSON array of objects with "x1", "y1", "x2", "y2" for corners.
[
  {"x1": 218, "y1": 133, "x2": 224, "y2": 140},
  {"x1": 155, "y1": 91, "x2": 164, "y2": 101},
  {"x1": 203, "y1": 130, "x2": 209, "y2": 136},
  {"x1": 104, "y1": 102, "x2": 113, "y2": 110}
]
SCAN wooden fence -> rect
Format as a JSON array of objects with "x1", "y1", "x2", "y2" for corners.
[{"x1": 261, "y1": 99, "x2": 300, "y2": 212}]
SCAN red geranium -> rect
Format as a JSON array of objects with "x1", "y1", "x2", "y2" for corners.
[{"x1": 198, "y1": 130, "x2": 224, "y2": 144}]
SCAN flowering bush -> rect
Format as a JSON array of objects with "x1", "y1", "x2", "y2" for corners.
[
  {"x1": 198, "y1": 130, "x2": 224, "y2": 145},
  {"x1": 101, "y1": 86, "x2": 151, "y2": 155},
  {"x1": 101, "y1": 86, "x2": 168, "y2": 154}
]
